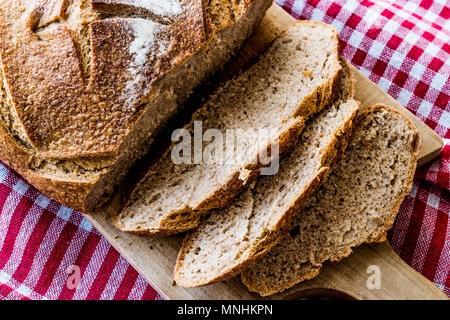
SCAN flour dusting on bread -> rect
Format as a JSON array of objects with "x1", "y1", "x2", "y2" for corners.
[
  {"x1": 123, "y1": 18, "x2": 167, "y2": 110},
  {"x1": 130, "y1": 0, "x2": 182, "y2": 17}
]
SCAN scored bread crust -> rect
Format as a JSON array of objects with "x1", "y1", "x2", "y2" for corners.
[
  {"x1": 1, "y1": 0, "x2": 207, "y2": 158},
  {"x1": 241, "y1": 104, "x2": 421, "y2": 296},
  {"x1": 173, "y1": 168, "x2": 333, "y2": 287},
  {"x1": 173, "y1": 59, "x2": 360, "y2": 287},
  {"x1": 0, "y1": 0, "x2": 272, "y2": 213}
]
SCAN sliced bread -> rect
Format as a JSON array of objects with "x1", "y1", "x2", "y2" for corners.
[
  {"x1": 114, "y1": 21, "x2": 343, "y2": 236},
  {"x1": 241, "y1": 105, "x2": 421, "y2": 296},
  {"x1": 173, "y1": 59, "x2": 360, "y2": 287}
]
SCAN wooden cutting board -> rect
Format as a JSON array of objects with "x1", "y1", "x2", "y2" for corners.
[{"x1": 87, "y1": 4, "x2": 447, "y2": 300}]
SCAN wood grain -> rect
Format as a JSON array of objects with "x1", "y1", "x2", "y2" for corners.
[
  {"x1": 274, "y1": 242, "x2": 448, "y2": 300},
  {"x1": 87, "y1": 4, "x2": 446, "y2": 300}
]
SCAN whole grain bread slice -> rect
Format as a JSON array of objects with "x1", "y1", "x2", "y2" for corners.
[
  {"x1": 173, "y1": 59, "x2": 359, "y2": 287},
  {"x1": 114, "y1": 21, "x2": 343, "y2": 236},
  {"x1": 241, "y1": 105, "x2": 421, "y2": 296}
]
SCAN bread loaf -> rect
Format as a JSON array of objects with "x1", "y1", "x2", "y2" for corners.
[
  {"x1": 241, "y1": 105, "x2": 421, "y2": 296},
  {"x1": 0, "y1": 0, "x2": 272, "y2": 213},
  {"x1": 115, "y1": 21, "x2": 343, "y2": 236}
]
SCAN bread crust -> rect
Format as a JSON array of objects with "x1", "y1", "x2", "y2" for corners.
[
  {"x1": 0, "y1": 0, "x2": 272, "y2": 213},
  {"x1": 241, "y1": 104, "x2": 421, "y2": 296},
  {"x1": 0, "y1": 122, "x2": 94, "y2": 210}
]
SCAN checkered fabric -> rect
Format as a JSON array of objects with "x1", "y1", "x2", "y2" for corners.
[{"x1": 0, "y1": 0, "x2": 449, "y2": 300}]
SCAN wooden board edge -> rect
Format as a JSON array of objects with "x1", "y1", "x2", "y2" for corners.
[{"x1": 271, "y1": 241, "x2": 448, "y2": 300}]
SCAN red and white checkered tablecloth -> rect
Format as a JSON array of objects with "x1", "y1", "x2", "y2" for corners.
[{"x1": 0, "y1": 0, "x2": 449, "y2": 300}]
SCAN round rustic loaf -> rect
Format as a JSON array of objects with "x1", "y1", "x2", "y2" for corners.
[{"x1": 0, "y1": 0, "x2": 273, "y2": 212}]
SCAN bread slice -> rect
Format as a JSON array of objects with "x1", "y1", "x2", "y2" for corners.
[
  {"x1": 241, "y1": 105, "x2": 421, "y2": 296},
  {"x1": 0, "y1": 0, "x2": 272, "y2": 213},
  {"x1": 173, "y1": 58, "x2": 359, "y2": 287},
  {"x1": 114, "y1": 21, "x2": 343, "y2": 236}
]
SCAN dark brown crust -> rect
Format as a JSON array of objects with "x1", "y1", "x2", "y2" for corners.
[
  {"x1": 0, "y1": 13, "x2": 87, "y2": 157},
  {"x1": 0, "y1": 122, "x2": 93, "y2": 210},
  {"x1": 174, "y1": 98, "x2": 361, "y2": 287},
  {"x1": 36, "y1": 0, "x2": 68, "y2": 28},
  {"x1": 241, "y1": 104, "x2": 421, "y2": 297},
  {"x1": 0, "y1": 0, "x2": 269, "y2": 213}
]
